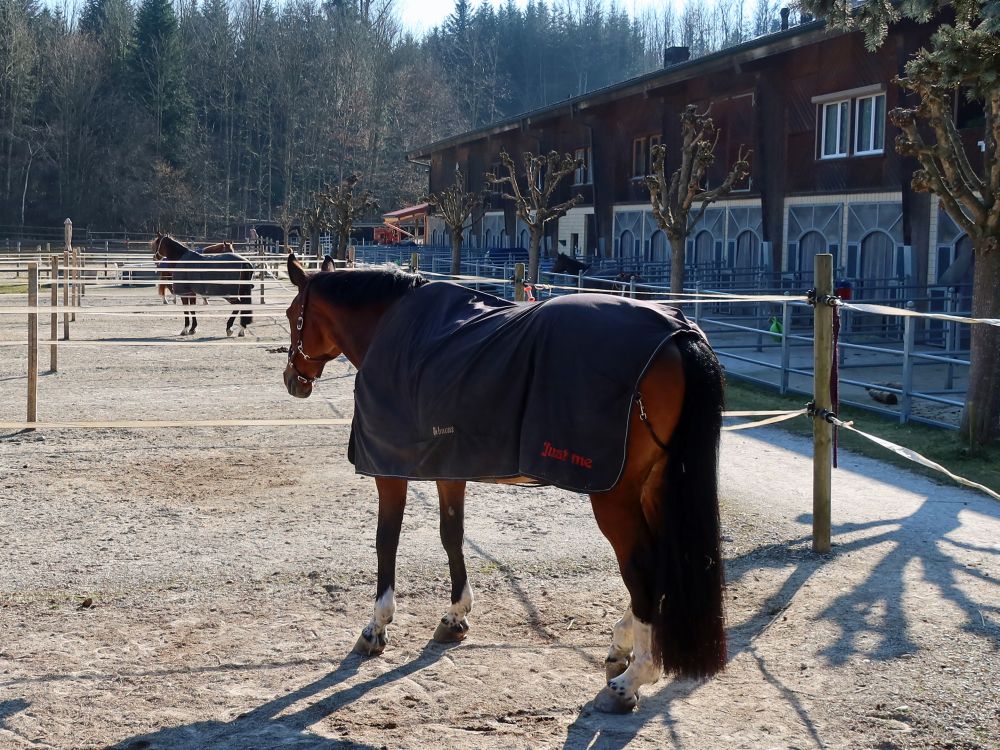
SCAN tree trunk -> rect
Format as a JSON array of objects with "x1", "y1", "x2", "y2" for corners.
[
  {"x1": 528, "y1": 227, "x2": 542, "y2": 283},
  {"x1": 960, "y1": 238, "x2": 1000, "y2": 448},
  {"x1": 450, "y1": 228, "x2": 463, "y2": 277},
  {"x1": 310, "y1": 229, "x2": 320, "y2": 260},
  {"x1": 669, "y1": 234, "x2": 686, "y2": 295},
  {"x1": 336, "y1": 231, "x2": 348, "y2": 261}
]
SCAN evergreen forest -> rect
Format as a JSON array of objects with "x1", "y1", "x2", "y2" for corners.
[{"x1": 0, "y1": 0, "x2": 791, "y2": 234}]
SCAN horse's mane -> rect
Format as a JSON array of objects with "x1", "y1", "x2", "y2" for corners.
[
  {"x1": 154, "y1": 234, "x2": 190, "y2": 256},
  {"x1": 311, "y1": 266, "x2": 428, "y2": 308}
]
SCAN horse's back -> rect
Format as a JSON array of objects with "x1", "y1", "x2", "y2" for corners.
[
  {"x1": 350, "y1": 284, "x2": 704, "y2": 492},
  {"x1": 171, "y1": 250, "x2": 253, "y2": 297}
]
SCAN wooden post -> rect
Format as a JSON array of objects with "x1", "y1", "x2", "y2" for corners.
[
  {"x1": 64, "y1": 219, "x2": 76, "y2": 322},
  {"x1": 812, "y1": 252, "x2": 833, "y2": 554},
  {"x1": 62, "y1": 250, "x2": 70, "y2": 340},
  {"x1": 50, "y1": 256, "x2": 58, "y2": 372},
  {"x1": 27, "y1": 262, "x2": 38, "y2": 426},
  {"x1": 514, "y1": 262, "x2": 526, "y2": 302},
  {"x1": 410, "y1": 252, "x2": 419, "y2": 273}
]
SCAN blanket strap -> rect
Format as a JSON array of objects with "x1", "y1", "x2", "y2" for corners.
[{"x1": 635, "y1": 392, "x2": 670, "y2": 453}]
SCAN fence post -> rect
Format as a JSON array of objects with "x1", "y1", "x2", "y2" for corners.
[
  {"x1": 780, "y1": 293, "x2": 792, "y2": 394},
  {"x1": 577, "y1": 270, "x2": 583, "y2": 293},
  {"x1": 64, "y1": 219, "x2": 76, "y2": 322},
  {"x1": 62, "y1": 250, "x2": 70, "y2": 340},
  {"x1": 410, "y1": 252, "x2": 419, "y2": 273},
  {"x1": 514, "y1": 263, "x2": 526, "y2": 302},
  {"x1": 900, "y1": 301, "x2": 915, "y2": 424},
  {"x1": 629, "y1": 277, "x2": 636, "y2": 299},
  {"x1": 812, "y1": 253, "x2": 833, "y2": 554},
  {"x1": 50, "y1": 256, "x2": 58, "y2": 372},
  {"x1": 27, "y1": 262, "x2": 38, "y2": 426},
  {"x1": 693, "y1": 281, "x2": 702, "y2": 326}
]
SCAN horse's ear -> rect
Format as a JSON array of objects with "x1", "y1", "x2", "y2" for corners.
[
  {"x1": 287, "y1": 253, "x2": 307, "y2": 289},
  {"x1": 321, "y1": 255, "x2": 335, "y2": 273}
]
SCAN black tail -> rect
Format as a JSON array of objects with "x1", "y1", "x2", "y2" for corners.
[{"x1": 652, "y1": 334, "x2": 726, "y2": 680}]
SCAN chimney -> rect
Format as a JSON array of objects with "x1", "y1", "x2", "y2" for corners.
[
  {"x1": 780, "y1": 7, "x2": 790, "y2": 30},
  {"x1": 663, "y1": 46, "x2": 690, "y2": 67}
]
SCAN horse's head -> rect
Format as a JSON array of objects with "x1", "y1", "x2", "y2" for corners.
[
  {"x1": 284, "y1": 253, "x2": 340, "y2": 398},
  {"x1": 552, "y1": 253, "x2": 588, "y2": 275},
  {"x1": 152, "y1": 233, "x2": 186, "y2": 262},
  {"x1": 151, "y1": 233, "x2": 165, "y2": 261}
]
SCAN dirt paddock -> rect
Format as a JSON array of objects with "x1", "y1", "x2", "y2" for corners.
[{"x1": 1, "y1": 287, "x2": 998, "y2": 749}]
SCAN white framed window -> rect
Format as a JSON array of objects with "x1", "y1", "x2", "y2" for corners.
[
  {"x1": 821, "y1": 100, "x2": 850, "y2": 158},
  {"x1": 855, "y1": 93, "x2": 886, "y2": 154},
  {"x1": 573, "y1": 147, "x2": 591, "y2": 185}
]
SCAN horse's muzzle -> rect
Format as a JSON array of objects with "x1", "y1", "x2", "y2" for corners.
[{"x1": 283, "y1": 365, "x2": 313, "y2": 399}]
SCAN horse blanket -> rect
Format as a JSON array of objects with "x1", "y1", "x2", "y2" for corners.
[
  {"x1": 348, "y1": 284, "x2": 706, "y2": 493},
  {"x1": 166, "y1": 249, "x2": 253, "y2": 298}
]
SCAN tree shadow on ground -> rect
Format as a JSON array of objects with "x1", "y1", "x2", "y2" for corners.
[
  {"x1": 563, "y1": 494, "x2": 999, "y2": 749},
  {"x1": 105, "y1": 641, "x2": 459, "y2": 750}
]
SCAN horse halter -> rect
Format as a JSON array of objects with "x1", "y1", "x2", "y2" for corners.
[{"x1": 287, "y1": 279, "x2": 336, "y2": 385}]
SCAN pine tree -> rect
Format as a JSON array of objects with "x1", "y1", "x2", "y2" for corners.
[{"x1": 129, "y1": 0, "x2": 191, "y2": 166}]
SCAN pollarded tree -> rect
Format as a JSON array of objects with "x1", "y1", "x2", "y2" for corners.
[
  {"x1": 318, "y1": 174, "x2": 379, "y2": 261},
  {"x1": 485, "y1": 149, "x2": 582, "y2": 283},
  {"x1": 800, "y1": 0, "x2": 1000, "y2": 446},
  {"x1": 645, "y1": 105, "x2": 751, "y2": 294},
  {"x1": 426, "y1": 169, "x2": 485, "y2": 276}
]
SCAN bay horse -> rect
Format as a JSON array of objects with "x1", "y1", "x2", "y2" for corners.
[
  {"x1": 151, "y1": 234, "x2": 254, "y2": 336},
  {"x1": 282, "y1": 254, "x2": 726, "y2": 713},
  {"x1": 157, "y1": 241, "x2": 236, "y2": 304}
]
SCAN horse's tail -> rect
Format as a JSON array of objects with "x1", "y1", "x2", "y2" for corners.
[{"x1": 651, "y1": 333, "x2": 726, "y2": 680}]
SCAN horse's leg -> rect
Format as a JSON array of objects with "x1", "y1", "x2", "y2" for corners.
[
  {"x1": 355, "y1": 476, "x2": 407, "y2": 656},
  {"x1": 589, "y1": 472, "x2": 663, "y2": 713},
  {"x1": 605, "y1": 606, "x2": 635, "y2": 681},
  {"x1": 224, "y1": 297, "x2": 236, "y2": 337},
  {"x1": 180, "y1": 296, "x2": 190, "y2": 336},
  {"x1": 188, "y1": 298, "x2": 198, "y2": 335},
  {"x1": 433, "y1": 480, "x2": 473, "y2": 643},
  {"x1": 238, "y1": 295, "x2": 251, "y2": 337}
]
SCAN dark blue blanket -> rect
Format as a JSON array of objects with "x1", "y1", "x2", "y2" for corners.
[
  {"x1": 168, "y1": 250, "x2": 253, "y2": 298},
  {"x1": 348, "y1": 283, "x2": 704, "y2": 493}
]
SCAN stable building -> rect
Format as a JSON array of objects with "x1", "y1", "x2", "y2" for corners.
[{"x1": 408, "y1": 16, "x2": 980, "y2": 302}]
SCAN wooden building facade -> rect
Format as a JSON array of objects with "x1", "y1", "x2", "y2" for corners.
[{"x1": 409, "y1": 18, "x2": 980, "y2": 297}]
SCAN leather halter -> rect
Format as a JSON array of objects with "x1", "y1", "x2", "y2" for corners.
[{"x1": 287, "y1": 279, "x2": 336, "y2": 385}]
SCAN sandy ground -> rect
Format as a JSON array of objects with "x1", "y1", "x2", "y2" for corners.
[{"x1": 0, "y1": 286, "x2": 998, "y2": 750}]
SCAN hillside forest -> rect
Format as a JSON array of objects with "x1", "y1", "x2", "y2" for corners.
[{"x1": 1, "y1": 0, "x2": 797, "y2": 234}]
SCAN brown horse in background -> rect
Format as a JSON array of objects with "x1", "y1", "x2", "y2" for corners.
[
  {"x1": 157, "y1": 241, "x2": 236, "y2": 304},
  {"x1": 280, "y1": 254, "x2": 726, "y2": 714}
]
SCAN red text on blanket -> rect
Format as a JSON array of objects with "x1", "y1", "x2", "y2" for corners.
[{"x1": 540, "y1": 441, "x2": 593, "y2": 469}]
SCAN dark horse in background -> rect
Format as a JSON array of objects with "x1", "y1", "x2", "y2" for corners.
[
  {"x1": 550, "y1": 252, "x2": 641, "y2": 294},
  {"x1": 157, "y1": 241, "x2": 236, "y2": 304},
  {"x1": 280, "y1": 254, "x2": 726, "y2": 713},
  {"x1": 151, "y1": 234, "x2": 254, "y2": 337}
]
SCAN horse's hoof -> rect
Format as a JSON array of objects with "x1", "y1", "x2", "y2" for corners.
[
  {"x1": 605, "y1": 655, "x2": 631, "y2": 682},
  {"x1": 179, "y1": 330, "x2": 189, "y2": 337},
  {"x1": 433, "y1": 617, "x2": 469, "y2": 643},
  {"x1": 226, "y1": 328, "x2": 234, "y2": 337},
  {"x1": 238, "y1": 327, "x2": 246, "y2": 338},
  {"x1": 594, "y1": 685, "x2": 639, "y2": 714},
  {"x1": 353, "y1": 629, "x2": 387, "y2": 656}
]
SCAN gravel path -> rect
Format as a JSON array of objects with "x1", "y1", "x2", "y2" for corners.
[{"x1": 0, "y1": 287, "x2": 997, "y2": 749}]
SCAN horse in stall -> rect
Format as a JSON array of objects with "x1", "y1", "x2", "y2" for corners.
[
  {"x1": 281, "y1": 254, "x2": 726, "y2": 713},
  {"x1": 157, "y1": 241, "x2": 236, "y2": 304},
  {"x1": 151, "y1": 234, "x2": 254, "y2": 336}
]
